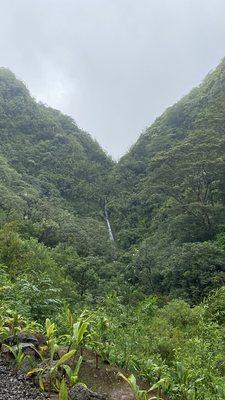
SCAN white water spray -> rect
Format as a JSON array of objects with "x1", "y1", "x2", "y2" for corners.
[{"x1": 104, "y1": 199, "x2": 114, "y2": 241}]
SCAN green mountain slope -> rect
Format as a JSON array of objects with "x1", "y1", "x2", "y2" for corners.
[
  {"x1": 2, "y1": 61, "x2": 225, "y2": 307},
  {"x1": 108, "y1": 59, "x2": 225, "y2": 301},
  {"x1": 110, "y1": 58, "x2": 225, "y2": 244},
  {"x1": 0, "y1": 68, "x2": 120, "y2": 311},
  {"x1": 0, "y1": 68, "x2": 113, "y2": 217},
  {"x1": 0, "y1": 68, "x2": 115, "y2": 253},
  {"x1": 2, "y1": 62, "x2": 225, "y2": 400}
]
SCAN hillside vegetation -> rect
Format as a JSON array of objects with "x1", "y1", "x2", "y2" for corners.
[
  {"x1": 1, "y1": 62, "x2": 225, "y2": 399},
  {"x1": 109, "y1": 59, "x2": 225, "y2": 303}
]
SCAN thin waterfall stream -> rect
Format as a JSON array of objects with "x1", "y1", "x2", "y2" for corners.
[{"x1": 104, "y1": 199, "x2": 114, "y2": 241}]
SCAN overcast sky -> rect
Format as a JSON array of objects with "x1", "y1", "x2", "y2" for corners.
[{"x1": 0, "y1": 0, "x2": 225, "y2": 159}]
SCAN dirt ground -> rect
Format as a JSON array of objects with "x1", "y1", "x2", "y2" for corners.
[
  {"x1": 68, "y1": 349, "x2": 167, "y2": 400},
  {"x1": 13, "y1": 347, "x2": 167, "y2": 400}
]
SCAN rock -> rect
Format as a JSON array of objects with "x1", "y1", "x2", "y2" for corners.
[
  {"x1": 0, "y1": 357, "x2": 50, "y2": 400},
  {"x1": 2, "y1": 343, "x2": 37, "y2": 358},
  {"x1": 4, "y1": 333, "x2": 39, "y2": 348},
  {"x1": 2, "y1": 332, "x2": 43, "y2": 363},
  {"x1": 69, "y1": 383, "x2": 107, "y2": 400}
]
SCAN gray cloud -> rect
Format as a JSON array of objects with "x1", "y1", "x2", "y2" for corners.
[{"x1": 0, "y1": 0, "x2": 225, "y2": 158}]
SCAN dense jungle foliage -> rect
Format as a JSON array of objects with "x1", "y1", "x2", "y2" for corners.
[
  {"x1": 110, "y1": 59, "x2": 225, "y2": 302},
  {"x1": 1, "y1": 61, "x2": 225, "y2": 398}
]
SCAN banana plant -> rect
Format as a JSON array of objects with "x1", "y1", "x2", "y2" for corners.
[
  {"x1": 45, "y1": 318, "x2": 57, "y2": 340},
  {"x1": 139, "y1": 359, "x2": 169, "y2": 384},
  {"x1": 63, "y1": 355, "x2": 83, "y2": 386},
  {"x1": 65, "y1": 307, "x2": 75, "y2": 331},
  {"x1": 40, "y1": 318, "x2": 59, "y2": 363},
  {"x1": 58, "y1": 378, "x2": 68, "y2": 400},
  {"x1": 27, "y1": 349, "x2": 76, "y2": 391},
  {"x1": 118, "y1": 373, "x2": 163, "y2": 400},
  {"x1": 4, "y1": 344, "x2": 28, "y2": 369},
  {"x1": 2, "y1": 309, "x2": 25, "y2": 338},
  {"x1": 51, "y1": 349, "x2": 77, "y2": 375},
  {"x1": 72, "y1": 321, "x2": 88, "y2": 348},
  {"x1": 170, "y1": 362, "x2": 204, "y2": 400},
  {"x1": 0, "y1": 324, "x2": 10, "y2": 342},
  {"x1": 88, "y1": 314, "x2": 111, "y2": 367},
  {"x1": 149, "y1": 378, "x2": 171, "y2": 400},
  {"x1": 61, "y1": 311, "x2": 92, "y2": 354}
]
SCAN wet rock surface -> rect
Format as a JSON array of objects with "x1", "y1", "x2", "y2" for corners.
[{"x1": 0, "y1": 359, "x2": 49, "y2": 400}]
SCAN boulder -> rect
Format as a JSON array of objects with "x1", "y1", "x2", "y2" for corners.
[
  {"x1": 4, "y1": 333, "x2": 39, "y2": 348},
  {"x1": 1, "y1": 342, "x2": 37, "y2": 362},
  {"x1": 69, "y1": 383, "x2": 107, "y2": 400}
]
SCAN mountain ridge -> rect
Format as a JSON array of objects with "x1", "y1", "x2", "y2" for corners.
[{"x1": 109, "y1": 57, "x2": 225, "y2": 246}]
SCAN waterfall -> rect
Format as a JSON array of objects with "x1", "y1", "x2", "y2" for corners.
[{"x1": 104, "y1": 199, "x2": 114, "y2": 241}]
